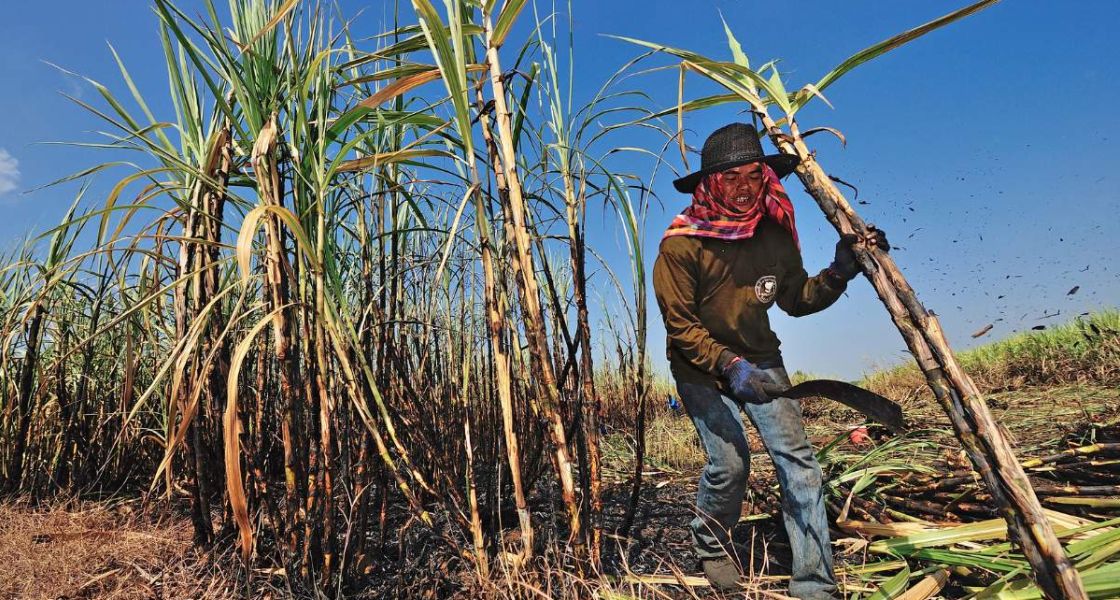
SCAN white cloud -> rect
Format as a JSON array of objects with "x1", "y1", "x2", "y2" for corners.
[{"x1": 0, "y1": 149, "x2": 20, "y2": 196}]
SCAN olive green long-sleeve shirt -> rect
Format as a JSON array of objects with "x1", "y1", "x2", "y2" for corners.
[{"x1": 653, "y1": 219, "x2": 847, "y2": 386}]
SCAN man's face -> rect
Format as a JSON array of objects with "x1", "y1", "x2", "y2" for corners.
[{"x1": 718, "y1": 162, "x2": 765, "y2": 208}]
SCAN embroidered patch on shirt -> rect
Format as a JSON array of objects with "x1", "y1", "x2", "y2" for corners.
[{"x1": 755, "y1": 275, "x2": 778, "y2": 303}]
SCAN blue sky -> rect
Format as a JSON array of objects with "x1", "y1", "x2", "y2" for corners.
[{"x1": 1, "y1": 1, "x2": 1117, "y2": 379}]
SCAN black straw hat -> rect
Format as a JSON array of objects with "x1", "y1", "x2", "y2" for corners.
[{"x1": 672, "y1": 123, "x2": 800, "y2": 193}]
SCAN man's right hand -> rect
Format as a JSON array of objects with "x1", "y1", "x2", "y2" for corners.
[{"x1": 723, "y1": 357, "x2": 777, "y2": 405}]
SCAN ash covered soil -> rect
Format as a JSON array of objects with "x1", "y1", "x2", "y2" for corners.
[{"x1": 3, "y1": 385, "x2": 1117, "y2": 599}]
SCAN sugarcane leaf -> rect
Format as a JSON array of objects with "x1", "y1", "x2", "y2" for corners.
[
  {"x1": 432, "y1": 183, "x2": 479, "y2": 290},
  {"x1": 334, "y1": 148, "x2": 455, "y2": 173},
  {"x1": 152, "y1": 282, "x2": 240, "y2": 488},
  {"x1": 345, "y1": 63, "x2": 445, "y2": 87},
  {"x1": 491, "y1": 0, "x2": 528, "y2": 48},
  {"x1": 813, "y1": 0, "x2": 1002, "y2": 94},
  {"x1": 676, "y1": 63, "x2": 688, "y2": 168},
  {"x1": 866, "y1": 564, "x2": 911, "y2": 600},
  {"x1": 1068, "y1": 522, "x2": 1120, "y2": 559},
  {"x1": 972, "y1": 513, "x2": 1120, "y2": 557},
  {"x1": 345, "y1": 24, "x2": 484, "y2": 67},
  {"x1": 355, "y1": 66, "x2": 441, "y2": 108},
  {"x1": 448, "y1": 0, "x2": 472, "y2": 128},
  {"x1": 107, "y1": 43, "x2": 176, "y2": 154},
  {"x1": 236, "y1": 205, "x2": 319, "y2": 285},
  {"x1": 908, "y1": 548, "x2": 1025, "y2": 573},
  {"x1": 240, "y1": 0, "x2": 298, "y2": 53},
  {"x1": 620, "y1": 93, "x2": 743, "y2": 127},
  {"x1": 681, "y1": 60, "x2": 761, "y2": 107},
  {"x1": 766, "y1": 64, "x2": 792, "y2": 114},
  {"x1": 897, "y1": 569, "x2": 949, "y2": 600},
  {"x1": 412, "y1": 0, "x2": 474, "y2": 155},
  {"x1": 606, "y1": 35, "x2": 775, "y2": 105},
  {"x1": 225, "y1": 304, "x2": 289, "y2": 559},
  {"x1": 975, "y1": 561, "x2": 1120, "y2": 599},
  {"x1": 869, "y1": 518, "x2": 1009, "y2": 554},
  {"x1": 1046, "y1": 496, "x2": 1120, "y2": 508},
  {"x1": 510, "y1": 61, "x2": 537, "y2": 148},
  {"x1": 797, "y1": 82, "x2": 835, "y2": 111},
  {"x1": 802, "y1": 126, "x2": 847, "y2": 147},
  {"x1": 842, "y1": 559, "x2": 911, "y2": 577},
  {"x1": 1076, "y1": 534, "x2": 1120, "y2": 570},
  {"x1": 152, "y1": 0, "x2": 240, "y2": 134},
  {"x1": 99, "y1": 167, "x2": 173, "y2": 245},
  {"x1": 719, "y1": 13, "x2": 756, "y2": 96}
]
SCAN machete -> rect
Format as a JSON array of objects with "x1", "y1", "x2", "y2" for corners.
[{"x1": 759, "y1": 380, "x2": 908, "y2": 434}]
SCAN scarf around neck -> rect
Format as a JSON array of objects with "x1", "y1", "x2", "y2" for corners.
[{"x1": 663, "y1": 163, "x2": 799, "y2": 248}]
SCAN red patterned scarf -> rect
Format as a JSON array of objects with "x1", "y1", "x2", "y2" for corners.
[{"x1": 663, "y1": 164, "x2": 799, "y2": 248}]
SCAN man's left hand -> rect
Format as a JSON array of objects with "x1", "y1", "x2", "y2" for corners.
[
  {"x1": 724, "y1": 357, "x2": 778, "y2": 405},
  {"x1": 830, "y1": 226, "x2": 890, "y2": 280}
]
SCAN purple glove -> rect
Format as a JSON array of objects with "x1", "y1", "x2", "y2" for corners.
[{"x1": 723, "y1": 357, "x2": 777, "y2": 405}]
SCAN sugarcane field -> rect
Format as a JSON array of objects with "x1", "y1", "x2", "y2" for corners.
[{"x1": 2, "y1": 1, "x2": 1119, "y2": 598}]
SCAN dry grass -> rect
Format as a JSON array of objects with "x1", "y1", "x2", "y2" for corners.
[
  {"x1": 0, "y1": 500, "x2": 245, "y2": 600},
  {"x1": 861, "y1": 310, "x2": 1120, "y2": 403},
  {"x1": 638, "y1": 311, "x2": 1120, "y2": 476}
]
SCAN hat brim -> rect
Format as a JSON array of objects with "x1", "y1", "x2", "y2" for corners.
[{"x1": 672, "y1": 153, "x2": 800, "y2": 193}]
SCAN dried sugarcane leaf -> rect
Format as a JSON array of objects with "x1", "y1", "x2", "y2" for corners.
[
  {"x1": 868, "y1": 518, "x2": 1009, "y2": 554},
  {"x1": 224, "y1": 307, "x2": 286, "y2": 560},
  {"x1": 838, "y1": 520, "x2": 932, "y2": 538},
  {"x1": 896, "y1": 569, "x2": 949, "y2": 600},
  {"x1": 1046, "y1": 497, "x2": 1120, "y2": 508}
]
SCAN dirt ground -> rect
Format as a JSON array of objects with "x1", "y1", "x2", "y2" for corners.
[
  {"x1": 3, "y1": 384, "x2": 1117, "y2": 599},
  {"x1": 0, "y1": 499, "x2": 230, "y2": 599},
  {"x1": 0, "y1": 475, "x2": 796, "y2": 599}
]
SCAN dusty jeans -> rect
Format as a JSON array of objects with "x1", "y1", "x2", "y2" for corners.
[{"x1": 678, "y1": 366, "x2": 836, "y2": 600}]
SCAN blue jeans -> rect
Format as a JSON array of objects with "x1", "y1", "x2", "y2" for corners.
[{"x1": 678, "y1": 367, "x2": 836, "y2": 600}]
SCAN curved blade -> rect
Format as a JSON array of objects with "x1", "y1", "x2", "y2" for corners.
[{"x1": 763, "y1": 380, "x2": 908, "y2": 434}]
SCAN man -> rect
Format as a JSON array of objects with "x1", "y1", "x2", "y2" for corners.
[{"x1": 652, "y1": 123, "x2": 887, "y2": 598}]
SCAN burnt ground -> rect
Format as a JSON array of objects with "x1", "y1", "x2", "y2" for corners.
[
  {"x1": 2, "y1": 384, "x2": 1117, "y2": 599},
  {"x1": 600, "y1": 475, "x2": 804, "y2": 598}
]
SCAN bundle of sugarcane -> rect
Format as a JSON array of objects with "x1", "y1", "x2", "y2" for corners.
[
  {"x1": 809, "y1": 433, "x2": 1120, "y2": 598},
  {"x1": 871, "y1": 442, "x2": 1120, "y2": 520}
]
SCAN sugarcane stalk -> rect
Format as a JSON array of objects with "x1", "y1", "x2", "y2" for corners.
[
  {"x1": 901, "y1": 475, "x2": 980, "y2": 495},
  {"x1": 481, "y1": 13, "x2": 584, "y2": 554},
  {"x1": 314, "y1": 209, "x2": 335, "y2": 584},
  {"x1": 462, "y1": 398, "x2": 488, "y2": 578},
  {"x1": 1045, "y1": 497, "x2": 1120, "y2": 508},
  {"x1": 883, "y1": 495, "x2": 962, "y2": 521},
  {"x1": 1021, "y1": 444, "x2": 1120, "y2": 469},
  {"x1": 830, "y1": 495, "x2": 878, "y2": 523},
  {"x1": 7, "y1": 301, "x2": 44, "y2": 492},
  {"x1": 252, "y1": 113, "x2": 305, "y2": 558},
  {"x1": 470, "y1": 81, "x2": 534, "y2": 562},
  {"x1": 836, "y1": 483, "x2": 895, "y2": 522},
  {"x1": 562, "y1": 137, "x2": 604, "y2": 567},
  {"x1": 1032, "y1": 485, "x2": 1120, "y2": 496},
  {"x1": 930, "y1": 498, "x2": 996, "y2": 516},
  {"x1": 172, "y1": 121, "x2": 232, "y2": 546}
]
